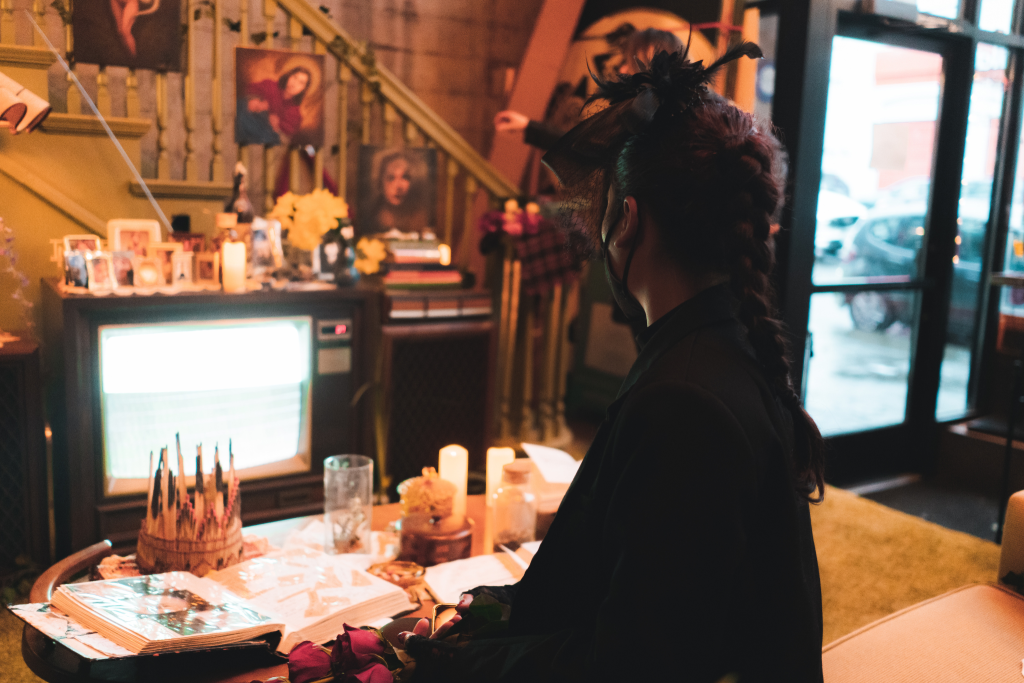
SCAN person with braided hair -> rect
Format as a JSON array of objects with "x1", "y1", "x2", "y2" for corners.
[{"x1": 397, "y1": 45, "x2": 824, "y2": 683}]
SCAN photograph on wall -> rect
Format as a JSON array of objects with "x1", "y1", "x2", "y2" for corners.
[
  {"x1": 356, "y1": 146, "x2": 437, "y2": 237},
  {"x1": 235, "y1": 47, "x2": 325, "y2": 148},
  {"x1": 72, "y1": 0, "x2": 182, "y2": 71}
]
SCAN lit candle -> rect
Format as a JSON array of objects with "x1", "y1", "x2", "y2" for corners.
[
  {"x1": 486, "y1": 447, "x2": 515, "y2": 507},
  {"x1": 221, "y1": 241, "x2": 246, "y2": 293},
  {"x1": 439, "y1": 444, "x2": 469, "y2": 518}
]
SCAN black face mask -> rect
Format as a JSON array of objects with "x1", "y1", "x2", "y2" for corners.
[{"x1": 601, "y1": 218, "x2": 646, "y2": 324}]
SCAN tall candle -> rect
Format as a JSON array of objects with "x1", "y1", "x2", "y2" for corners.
[
  {"x1": 439, "y1": 444, "x2": 469, "y2": 518},
  {"x1": 486, "y1": 447, "x2": 515, "y2": 507},
  {"x1": 221, "y1": 241, "x2": 246, "y2": 293}
]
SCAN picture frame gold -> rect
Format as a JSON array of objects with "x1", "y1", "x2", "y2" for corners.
[{"x1": 132, "y1": 257, "x2": 163, "y2": 288}]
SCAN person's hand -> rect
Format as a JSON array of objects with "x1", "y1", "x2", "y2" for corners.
[
  {"x1": 247, "y1": 97, "x2": 269, "y2": 113},
  {"x1": 494, "y1": 110, "x2": 530, "y2": 133},
  {"x1": 395, "y1": 613, "x2": 462, "y2": 648},
  {"x1": 268, "y1": 113, "x2": 281, "y2": 133}
]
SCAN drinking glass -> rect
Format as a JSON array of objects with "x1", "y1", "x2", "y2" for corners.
[{"x1": 324, "y1": 455, "x2": 373, "y2": 554}]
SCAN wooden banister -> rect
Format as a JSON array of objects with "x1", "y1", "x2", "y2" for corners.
[
  {"x1": 275, "y1": 0, "x2": 519, "y2": 200},
  {"x1": 30, "y1": 540, "x2": 113, "y2": 603}
]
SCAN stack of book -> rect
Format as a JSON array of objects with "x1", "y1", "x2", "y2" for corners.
[{"x1": 384, "y1": 240, "x2": 462, "y2": 289}]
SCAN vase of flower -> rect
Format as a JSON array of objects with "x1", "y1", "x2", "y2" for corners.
[{"x1": 268, "y1": 189, "x2": 351, "y2": 279}]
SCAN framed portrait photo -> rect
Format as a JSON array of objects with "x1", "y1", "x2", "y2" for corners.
[
  {"x1": 132, "y1": 257, "x2": 163, "y2": 288},
  {"x1": 357, "y1": 146, "x2": 438, "y2": 237},
  {"x1": 111, "y1": 251, "x2": 135, "y2": 287},
  {"x1": 146, "y1": 242, "x2": 182, "y2": 285},
  {"x1": 111, "y1": 219, "x2": 162, "y2": 258},
  {"x1": 235, "y1": 47, "x2": 325, "y2": 148},
  {"x1": 195, "y1": 252, "x2": 220, "y2": 286},
  {"x1": 171, "y1": 251, "x2": 194, "y2": 284},
  {"x1": 64, "y1": 252, "x2": 88, "y2": 288},
  {"x1": 64, "y1": 234, "x2": 102, "y2": 253},
  {"x1": 85, "y1": 253, "x2": 116, "y2": 293}
]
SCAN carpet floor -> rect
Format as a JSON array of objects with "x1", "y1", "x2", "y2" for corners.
[{"x1": 0, "y1": 485, "x2": 1002, "y2": 680}]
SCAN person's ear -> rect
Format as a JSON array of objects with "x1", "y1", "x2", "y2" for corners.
[{"x1": 612, "y1": 196, "x2": 640, "y2": 250}]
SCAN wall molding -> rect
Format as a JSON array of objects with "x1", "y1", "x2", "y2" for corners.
[
  {"x1": 39, "y1": 114, "x2": 152, "y2": 139},
  {"x1": 0, "y1": 155, "x2": 107, "y2": 235},
  {"x1": 0, "y1": 45, "x2": 56, "y2": 70},
  {"x1": 128, "y1": 179, "x2": 233, "y2": 199}
]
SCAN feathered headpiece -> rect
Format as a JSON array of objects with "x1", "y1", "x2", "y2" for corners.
[{"x1": 542, "y1": 41, "x2": 763, "y2": 185}]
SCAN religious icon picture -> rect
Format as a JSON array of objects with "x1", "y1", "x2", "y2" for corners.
[
  {"x1": 111, "y1": 219, "x2": 162, "y2": 258},
  {"x1": 235, "y1": 47, "x2": 325, "y2": 148},
  {"x1": 85, "y1": 253, "x2": 117, "y2": 293},
  {"x1": 72, "y1": 0, "x2": 182, "y2": 71},
  {"x1": 357, "y1": 146, "x2": 437, "y2": 238},
  {"x1": 146, "y1": 242, "x2": 182, "y2": 285},
  {"x1": 64, "y1": 235, "x2": 101, "y2": 253}
]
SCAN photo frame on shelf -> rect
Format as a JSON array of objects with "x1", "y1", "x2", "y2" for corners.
[
  {"x1": 171, "y1": 251, "x2": 193, "y2": 284},
  {"x1": 132, "y1": 257, "x2": 163, "y2": 288},
  {"x1": 111, "y1": 251, "x2": 135, "y2": 287},
  {"x1": 146, "y1": 242, "x2": 183, "y2": 285},
  {"x1": 64, "y1": 235, "x2": 102, "y2": 253},
  {"x1": 170, "y1": 233, "x2": 207, "y2": 253},
  {"x1": 111, "y1": 219, "x2": 162, "y2": 258},
  {"x1": 64, "y1": 252, "x2": 87, "y2": 287},
  {"x1": 195, "y1": 252, "x2": 220, "y2": 285},
  {"x1": 85, "y1": 253, "x2": 116, "y2": 293}
]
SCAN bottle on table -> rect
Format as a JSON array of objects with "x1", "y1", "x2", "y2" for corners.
[{"x1": 492, "y1": 460, "x2": 537, "y2": 551}]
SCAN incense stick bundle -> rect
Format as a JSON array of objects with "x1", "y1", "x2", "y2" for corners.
[{"x1": 137, "y1": 434, "x2": 243, "y2": 576}]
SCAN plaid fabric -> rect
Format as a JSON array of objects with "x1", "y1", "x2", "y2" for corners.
[{"x1": 515, "y1": 219, "x2": 580, "y2": 296}]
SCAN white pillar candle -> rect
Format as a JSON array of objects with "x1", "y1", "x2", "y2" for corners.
[
  {"x1": 439, "y1": 444, "x2": 469, "y2": 518},
  {"x1": 486, "y1": 447, "x2": 515, "y2": 507},
  {"x1": 221, "y1": 241, "x2": 246, "y2": 293}
]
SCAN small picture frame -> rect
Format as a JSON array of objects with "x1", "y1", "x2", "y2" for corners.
[
  {"x1": 64, "y1": 234, "x2": 102, "y2": 253},
  {"x1": 64, "y1": 252, "x2": 88, "y2": 287},
  {"x1": 146, "y1": 242, "x2": 183, "y2": 285},
  {"x1": 170, "y1": 233, "x2": 207, "y2": 253},
  {"x1": 171, "y1": 250, "x2": 193, "y2": 284},
  {"x1": 132, "y1": 257, "x2": 163, "y2": 288},
  {"x1": 111, "y1": 251, "x2": 134, "y2": 287},
  {"x1": 195, "y1": 252, "x2": 220, "y2": 285},
  {"x1": 110, "y1": 219, "x2": 162, "y2": 258},
  {"x1": 85, "y1": 252, "x2": 116, "y2": 293}
]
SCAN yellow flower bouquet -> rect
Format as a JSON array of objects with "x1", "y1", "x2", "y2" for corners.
[{"x1": 268, "y1": 189, "x2": 350, "y2": 252}]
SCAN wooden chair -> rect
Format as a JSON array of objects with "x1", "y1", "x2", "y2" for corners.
[{"x1": 29, "y1": 540, "x2": 113, "y2": 603}]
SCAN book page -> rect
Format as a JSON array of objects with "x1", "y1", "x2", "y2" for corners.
[
  {"x1": 424, "y1": 554, "x2": 527, "y2": 604},
  {"x1": 8, "y1": 603, "x2": 134, "y2": 660},
  {"x1": 57, "y1": 572, "x2": 278, "y2": 643},
  {"x1": 207, "y1": 546, "x2": 408, "y2": 636}
]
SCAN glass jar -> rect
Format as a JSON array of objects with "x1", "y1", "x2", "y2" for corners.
[{"x1": 491, "y1": 461, "x2": 537, "y2": 551}]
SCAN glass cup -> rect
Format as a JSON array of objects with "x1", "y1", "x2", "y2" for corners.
[{"x1": 324, "y1": 455, "x2": 373, "y2": 554}]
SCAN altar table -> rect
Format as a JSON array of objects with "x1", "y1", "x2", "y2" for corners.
[{"x1": 20, "y1": 496, "x2": 489, "y2": 683}]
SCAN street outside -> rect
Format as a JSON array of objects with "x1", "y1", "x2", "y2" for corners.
[{"x1": 804, "y1": 278, "x2": 970, "y2": 436}]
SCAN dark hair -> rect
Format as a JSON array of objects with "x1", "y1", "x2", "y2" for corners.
[
  {"x1": 277, "y1": 67, "x2": 312, "y2": 104},
  {"x1": 549, "y1": 49, "x2": 825, "y2": 502}
]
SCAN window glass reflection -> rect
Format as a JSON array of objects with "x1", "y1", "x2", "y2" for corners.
[
  {"x1": 814, "y1": 38, "x2": 942, "y2": 286},
  {"x1": 937, "y1": 44, "x2": 1008, "y2": 420},
  {"x1": 979, "y1": 0, "x2": 1014, "y2": 33},
  {"x1": 916, "y1": 0, "x2": 959, "y2": 18},
  {"x1": 805, "y1": 292, "x2": 917, "y2": 436}
]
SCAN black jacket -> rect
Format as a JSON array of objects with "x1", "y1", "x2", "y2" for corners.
[{"x1": 429, "y1": 285, "x2": 823, "y2": 682}]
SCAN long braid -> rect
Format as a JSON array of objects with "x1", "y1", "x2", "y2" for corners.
[{"x1": 614, "y1": 99, "x2": 826, "y2": 503}]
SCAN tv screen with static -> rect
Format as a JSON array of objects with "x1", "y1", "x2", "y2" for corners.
[{"x1": 99, "y1": 317, "x2": 313, "y2": 496}]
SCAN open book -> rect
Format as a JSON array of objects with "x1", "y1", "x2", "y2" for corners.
[
  {"x1": 50, "y1": 572, "x2": 283, "y2": 655},
  {"x1": 207, "y1": 546, "x2": 415, "y2": 653},
  {"x1": 49, "y1": 549, "x2": 415, "y2": 656}
]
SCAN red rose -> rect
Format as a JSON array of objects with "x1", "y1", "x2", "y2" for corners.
[
  {"x1": 331, "y1": 624, "x2": 393, "y2": 683},
  {"x1": 287, "y1": 641, "x2": 333, "y2": 683}
]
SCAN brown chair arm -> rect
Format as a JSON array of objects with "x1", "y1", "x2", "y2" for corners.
[{"x1": 30, "y1": 540, "x2": 114, "y2": 603}]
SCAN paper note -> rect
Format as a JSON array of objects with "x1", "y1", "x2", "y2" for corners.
[
  {"x1": 521, "y1": 443, "x2": 581, "y2": 484},
  {"x1": 425, "y1": 554, "x2": 527, "y2": 604}
]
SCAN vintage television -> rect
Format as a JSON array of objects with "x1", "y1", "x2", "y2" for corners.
[{"x1": 41, "y1": 280, "x2": 381, "y2": 556}]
